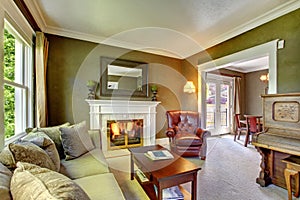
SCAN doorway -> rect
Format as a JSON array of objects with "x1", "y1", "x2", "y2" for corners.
[
  {"x1": 206, "y1": 74, "x2": 233, "y2": 136},
  {"x1": 198, "y1": 40, "x2": 278, "y2": 135}
]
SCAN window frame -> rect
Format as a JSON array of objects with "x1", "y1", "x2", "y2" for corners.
[{"x1": 2, "y1": 18, "x2": 34, "y2": 145}]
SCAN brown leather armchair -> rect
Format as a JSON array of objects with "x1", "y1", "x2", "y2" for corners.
[{"x1": 165, "y1": 110, "x2": 211, "y2": 160}]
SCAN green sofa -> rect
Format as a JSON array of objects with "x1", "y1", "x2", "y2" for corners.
[{"x1": 0, "y1": 122, "x2": 125, "y2": 200}]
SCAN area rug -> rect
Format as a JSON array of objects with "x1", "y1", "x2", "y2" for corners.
[{"x1": 185, "y1": 157, "x2": 205, "y2": 167}]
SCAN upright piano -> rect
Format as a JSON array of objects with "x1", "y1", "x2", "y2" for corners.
[{"x1": 252, "y1": 93, "x2": 300, "y2": 189}]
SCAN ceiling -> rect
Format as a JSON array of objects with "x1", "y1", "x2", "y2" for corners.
[
  {"x1": 24, "y1": 0, "x2": 299, "y2": 60},
  {"x1": 226, "y1": 56, "x2": 269, "y2": 73}
]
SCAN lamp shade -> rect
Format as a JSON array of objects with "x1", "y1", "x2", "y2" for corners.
[{"x1": 183, "y1": 81, "x2": 196, "y2": 93}]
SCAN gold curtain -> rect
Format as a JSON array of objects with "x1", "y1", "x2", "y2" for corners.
[
  {"x1": 35, "y1": 32, "x2": 49, "y2": 127},
  {"x1": 232, "y1": 77, "x2": 241, "y2": 132}
]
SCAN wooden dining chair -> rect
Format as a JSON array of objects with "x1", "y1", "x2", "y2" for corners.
[
  {"x1": 244, "y1": 116, "x2": 261, "y2": 147},
  {"x1": 234, "y1": 114, "x2": 248, "y2": 141}
]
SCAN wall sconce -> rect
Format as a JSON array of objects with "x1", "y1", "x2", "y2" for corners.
[
  {"x1": 259, "y1": 73, "x2": 269, "y2": 94},
  {"x1": 259, "y1": 73, "x2": 269, "y2": 83},
  {"x1": 183, "y1": 81, "x2": 196, "y2": 93}
]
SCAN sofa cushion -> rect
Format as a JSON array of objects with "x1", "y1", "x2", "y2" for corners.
[
  {"x1": 60, "y1": 148, "x2": 109, "y2": 179},
  {"x1": 21, "y1": 131, "x2": 60, "y2": 172},
  {"x1": 8, "y1": 142, "x2": 56, "y2": 171},
  {"x1": 75, "y1": 173, "x2": 125, "y2": 200},
  {"x1": 32, "y1": 122, "x2": 70, "y2": 159},
  {"x1": 175, "y1": 132, "x2": 202, "y2": 146},
  {"x1": 60, "y1": 121, "x2": 95, "y2": 160},
  {"x1": 10, "y1": 162, "x2": 90, "y2": 200},
  {"x1": 0, "y1": 163, "x2": 12, "y2": 200}
]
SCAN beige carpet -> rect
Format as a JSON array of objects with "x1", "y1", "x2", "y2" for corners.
[{"x1": 106, "y1": 135, "x2": 290, "y2": 200}]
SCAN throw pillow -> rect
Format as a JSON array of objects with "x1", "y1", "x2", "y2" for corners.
[
  {"x1": 60, "y1": 121, "x2": 95, "y2": 160},
  {"x1": 32, "y1": 122, "x2": 70, "y2": 159},
  {"x1": 8, "y1": 142, "x2": 56, "y2": 171},
  {"x1": 0, "y1": 147, "x2": 15, "y2": 169},
  {"x1": 21, "y1": 131, "x2": 60, "y2": 172},
  {"x1": 10, "y1": 162, "x2": 90, "y2": 200},
  {"x1": 0, "y1": 163, "x2": 12, "y2": 200}
]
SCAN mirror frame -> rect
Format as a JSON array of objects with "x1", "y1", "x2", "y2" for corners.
[{"x1": 100, "y1": 56, "x2": 149, "y2": 97}]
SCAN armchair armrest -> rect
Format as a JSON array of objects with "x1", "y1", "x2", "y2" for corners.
[
  {"x1": 195, "y1": 128, "x2": 211, "y2": 139},
  {"x1": 165, "y1": 128, "x2": 176, "y2": 138},
  {"x1": 195, "y1": 128, "x2": 204, "y2": 138}
]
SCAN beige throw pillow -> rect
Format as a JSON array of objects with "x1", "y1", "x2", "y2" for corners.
[
  {"x1": 0, "y1": 163, "x2": 12, "y2": 200},
  {"x1": 10, "y1": 162, "x2": 90, "y2": 200},
  {"x1": 8, "y1": 142, "x2": 56, "y2": 171},
  {"x1": 21, "y1": 131, "x2": 60, "y2": 172},
  {"x1": 60, "y1": 121, "x2": 95, "y2": 160}
]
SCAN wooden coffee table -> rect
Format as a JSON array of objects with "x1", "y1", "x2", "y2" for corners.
[{"x1": 129, "y1": 145, "x2": 201, "y2": 200}]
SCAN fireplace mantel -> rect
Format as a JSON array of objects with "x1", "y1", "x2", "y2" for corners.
[{"x1": 86, "y1": 99, "x2": 160, "y2": 151}]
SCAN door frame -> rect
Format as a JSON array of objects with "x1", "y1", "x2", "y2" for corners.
[{"x1": 197, "y1": 40, "x2": 278, "y2": 129}]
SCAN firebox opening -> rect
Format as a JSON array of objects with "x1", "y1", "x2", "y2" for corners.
[{"x1": 107, "y1": 119, "x2": 143, "y2": 149}]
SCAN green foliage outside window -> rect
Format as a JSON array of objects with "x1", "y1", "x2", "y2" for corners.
[{"x1": 3, "y1": 29, "x2": 15, "y2": 138}]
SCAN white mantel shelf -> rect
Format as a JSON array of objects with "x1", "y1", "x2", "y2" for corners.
[
  {"x1": 86, "y1": 99, "x2": 160, "y2": 114},
  {"x1": 86, "y1": 99, "x2": 160, "y2": 151}
]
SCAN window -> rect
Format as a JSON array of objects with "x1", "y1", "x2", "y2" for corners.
[{"x1": 3, "y1": 21, "x2": 33, "y2": 142}]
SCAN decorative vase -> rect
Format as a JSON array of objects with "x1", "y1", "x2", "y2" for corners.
[
  {"x1": 151, "y1": 85, "x2": 157, "y2": 101},
  {"x1": 87, "y1": 80, "x2": 98, "y2": 99}
]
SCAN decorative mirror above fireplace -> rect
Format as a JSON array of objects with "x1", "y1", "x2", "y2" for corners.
[{"x1": 100, "y1": 57, "x2": 149, "y2": 97}]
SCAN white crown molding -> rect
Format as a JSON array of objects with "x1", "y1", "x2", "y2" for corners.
[
  {"x1": 45, "y1": 25, "x2": 107, "y2": 43},
  {"x1": 205, "y1": 0, "x2": 300, "y2": 49},
  {"x1": 45, "y1": 25, "x2": 185, "y2": 59},
  {"x1": 23, "y1": 0, "x2": 47, "y2": 31}
]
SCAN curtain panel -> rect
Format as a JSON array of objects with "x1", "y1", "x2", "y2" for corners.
[
  {"x1": 35, "y1": 32, "x2": 49, "y2": 127},
  {"x1": 232, "y1": 77, "x2": 241, "y2": 132}
]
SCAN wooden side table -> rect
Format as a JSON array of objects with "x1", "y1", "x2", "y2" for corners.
[{"x1": 282, "y1": 156, "x2": 300, "y2": 200}]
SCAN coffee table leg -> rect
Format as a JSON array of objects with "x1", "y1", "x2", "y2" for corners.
[
  {"x1": 157, "y1": 184, "x2": 162, "y2": 200},
  {"x1": 191, "y1": 172, "x2": 198, "y2": 200},
  {"x1": 130, "y1": 153, "x2": 134, "y2": 180}
]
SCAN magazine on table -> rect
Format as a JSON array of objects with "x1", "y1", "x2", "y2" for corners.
[
  {"x1": 154, "y1": 185, "x2": 184, "y2": 200},
  {"x1": 135, "y1": 169, "x2": 149, "y2": 183},
  {"x1": 144, "y1": 149, "x2": 174, "y2": 160}
]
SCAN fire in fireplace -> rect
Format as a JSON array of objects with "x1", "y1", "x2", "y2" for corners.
[{"x1": 107, "y1": 119, "x2": 143, "y2": 149}]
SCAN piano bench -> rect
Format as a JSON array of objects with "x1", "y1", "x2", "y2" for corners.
[{"x1": 282, "y1": 156, "x2": 300, "y2": 200}]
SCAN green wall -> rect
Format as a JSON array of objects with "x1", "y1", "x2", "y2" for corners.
[{"x1": 46, "y1": 35, "x2": 97, "y2": 126}]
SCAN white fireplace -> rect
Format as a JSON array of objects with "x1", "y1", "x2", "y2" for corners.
[{"x1": 86, "y1": 99, "x2": 160, "y2": 152}]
